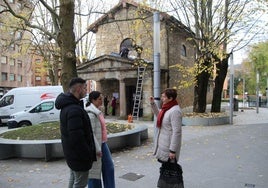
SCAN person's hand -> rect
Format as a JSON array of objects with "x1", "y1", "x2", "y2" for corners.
[
  {"x1": 97, "y1": 151, "x2": 102, "y2": 157},
  {"x1": 149, "y1": 96, "x2": 154, "y2": 103}
]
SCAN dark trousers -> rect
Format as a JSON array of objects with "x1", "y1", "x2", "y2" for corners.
[{"x1": 104, "y1": 105, "x2": 108, "y2": 115}]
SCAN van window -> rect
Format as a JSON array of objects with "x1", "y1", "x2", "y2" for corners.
[
  {"x1": 0, "y1": 95, "x2": 14, "y2": 107},
  {"x1": 30, "y1": 101, "x2": 54, "y2": 113}
]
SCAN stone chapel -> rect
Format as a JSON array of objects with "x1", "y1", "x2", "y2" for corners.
[{"x1": 77, "y1": 0, "x2": 196, "y2": 119}]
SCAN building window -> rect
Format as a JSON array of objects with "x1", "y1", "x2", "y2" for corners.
[
  {"x1": 35, "y1": 68, "x2": 41, "y2": 73},
  {"x1": 0, "y1": 39, "x2": 6, "y2": 46},
  {"x1": 15, "y1": 44, "x2": 20, "y2": 51},
  {"x1": 17, "y1": 44, "x2": 22, "y2": 53},
  {"x1": 119, "y1": 38, "x2": 135, "y2": 58},
  {"x1": 7, "y1": 0, "x2": 15, "y2": 3},
  {"x1": 1, "y1": 72, "x2": 8, "y2": 81},
  {"x1": 15, "y1": 31, "x2": 23, "y2": 40},
  {"x1": 9, "y1": 31, "x2": 14, "y2": 37},
  {"x1": 1, "y1": 56, "x2": 7, "y2": 64},
  {"x1": 181, "y1": 45, "x2": 187, "y2": 57},
  {"x1": 17, "y1": 75, "x2": 22, "y2": 82},
  {"x1": 35, "y1": 59, "x2": 41, "y2": 64},
  {"x1": 9, "y1": 73, "x2": 15, "y2": 81},
  {"x1": 0, "y1": 5, "x2": 5, "y2": 12},
  {"x1": 17, "y1": 2, "x2": 22, "y2": 10},
  {"x1": 10, "y1": 43, "x2": 15, "y2": 50},
  {"x1": 17, "y1": 60, "x2": 22, "y2": 68},
  {"x1": 10, "y1": 58, "x2": 15, "y2": 66}
]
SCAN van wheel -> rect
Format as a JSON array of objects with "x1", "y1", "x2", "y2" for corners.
[{"x1": 19, "y1": 121, "x2": 31, "y2": 127}]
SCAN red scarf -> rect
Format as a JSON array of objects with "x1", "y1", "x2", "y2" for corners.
[{"x1": 157, "y1": 100, "x2": 178, "y2": 128}]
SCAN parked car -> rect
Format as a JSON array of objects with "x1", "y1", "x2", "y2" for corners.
[{"x1": 7, "y1": 99, "x2": 60, "y2": 129}]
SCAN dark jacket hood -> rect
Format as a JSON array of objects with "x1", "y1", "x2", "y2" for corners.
[{"x1": 55, "y1": 92, "x2": 80, "y2": 110}]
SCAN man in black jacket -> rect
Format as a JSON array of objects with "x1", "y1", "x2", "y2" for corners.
[{"x1": 55, "y1": 77, "x2": 96, "y2": 188}]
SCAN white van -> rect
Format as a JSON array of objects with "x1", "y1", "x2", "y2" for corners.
[
  {"x1": 0, "y1": 86, "x2": 63, "y2": 125},
  {"x1": 7, "y1": 98, "x2": 60, "y2": 129}
]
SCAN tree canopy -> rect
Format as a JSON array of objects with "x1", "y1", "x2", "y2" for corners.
[
  {"x1": 1, "y1": 0, "x2": 267, "y2": 104},
  {"x1": 246, "y1": 41, "x2": 268, "y2": 95},
  {"x1": 160, "y1": 0, "x2": 268, "y2": 112},
  {"x1": 1, "y1": 0, "x2": 109, "y2": 90}
]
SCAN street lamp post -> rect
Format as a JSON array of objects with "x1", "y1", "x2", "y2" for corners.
[
  {"x1": 242, "y1": 77, "x2": 245, "y2": 108},
  {"x1": 239, "y1": 77, "x2": 245, "y2": 108},
  {"x1": 153, "y1": 12, "x2": 160, "y2": 108},
  {"x1": 153, "y1": 12, "x2": 160, "y2": 140},
  {"x1": 266, "y1": 75, "x2": 268, "y2": 108},
  {"x1": 256, "y1": 71, "x2": 259, "y2": 114},
  {"x1": 229, "y1": 53, "x2": 234, "y2": 124}
]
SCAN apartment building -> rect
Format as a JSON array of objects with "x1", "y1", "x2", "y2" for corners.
[
  {"x1": 0, "y1": 0, "x2": 33, "y2": 97},
  {"x1": 30, "y1": 55, "x2": 51, "y2": 86}
]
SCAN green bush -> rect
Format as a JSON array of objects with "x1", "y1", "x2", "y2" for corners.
[{"x1": 0, "y1": 122, "x2": 133, "y2": 140}]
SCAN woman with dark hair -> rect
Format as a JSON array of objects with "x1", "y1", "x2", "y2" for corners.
[
  {"x1": 85, "y1": 91, "x2": 115, "y2": 188},
  {"x1": 150, "y1": 88, "x2": 183, "y2": 188}
]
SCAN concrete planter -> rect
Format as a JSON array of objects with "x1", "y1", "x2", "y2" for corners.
[
  {"x1": 0, "y1": 124, "x2": 148, "y2": 161},
  {"x1": 0, "y1": 139, "x2": 63, "y2": 161},
  {"x1": 182, "y1": 115, "x2": 230, "y2": 126},
  {"x1": 107, "y1": 124, "x2": 148, "y2": 151}
]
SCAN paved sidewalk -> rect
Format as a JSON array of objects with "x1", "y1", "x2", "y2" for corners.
[
  {"x1": 0, "y1": 107, "x2": 267, "y2": 188},
  {"x1": 114, "y1": 107, "x2": 268, "y2": 188}
]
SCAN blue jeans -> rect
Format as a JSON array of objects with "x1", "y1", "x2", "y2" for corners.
[
  {"x1": 69, "y1": 169, "x2": 89, "y2": 188},
  {"x1": 88, "y1": 143, "x2": 115, "y2": 188}
]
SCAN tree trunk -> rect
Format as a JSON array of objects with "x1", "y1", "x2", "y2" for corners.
[
  {"x1": 210, "y1": 0, "x2": 230, "y2": 112},
  {"x1": 211, "y1": 55, "x2": 229, "y2": 112},
  {"x1": 193, "y1": 63, "x2": 210, "y2": 113},
  {"x1": 58, "y1": 0, "x2": 77, "y2": 92}
]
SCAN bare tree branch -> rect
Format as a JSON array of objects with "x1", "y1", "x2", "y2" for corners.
[{"x1": 2, "y1": 0, "x2": 56, "y2": 40}]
